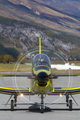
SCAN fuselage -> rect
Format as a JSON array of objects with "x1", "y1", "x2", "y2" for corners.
[{"x1": 30, "y1": 54, "x2": 53, "y2": 94}]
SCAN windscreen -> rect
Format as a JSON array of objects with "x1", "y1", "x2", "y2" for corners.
[{"x1": 33, "y1": 54, "x2": 51, "y2": 67}]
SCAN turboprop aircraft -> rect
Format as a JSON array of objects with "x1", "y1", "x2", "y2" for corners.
[{"x1": 1, "y1": 38, "x2": 80, "y2": 113}]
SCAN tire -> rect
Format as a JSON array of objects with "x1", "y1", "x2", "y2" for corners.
[
  {"x1": 41, "y1": 108, "x2": 44, "y2": 113},
  {"x1": 40, "y1": 104, "x2": 44, "y2": 113},
  {"x1": 11, "y1": 100, "x2": 14, "y2": 111},
  {"x1": 69, "y1": 100, "x2": 72, "y2": 111}
]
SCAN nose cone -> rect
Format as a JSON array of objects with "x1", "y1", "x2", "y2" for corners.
[{"x1": 38, "y1": 72, "x2": 47, "y2": 78}]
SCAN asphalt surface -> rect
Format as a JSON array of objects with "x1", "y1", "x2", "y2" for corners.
[{"x1": 0, "y1": 76, "x2": 80, "y2": 120}]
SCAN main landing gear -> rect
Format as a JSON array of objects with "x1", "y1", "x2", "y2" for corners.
[
  {"x1": 11, "y1": 95, "x2": 17, "y2": 111},
  {"x1": 66, "y1": 94, "x2": 72, "y2": 111}
]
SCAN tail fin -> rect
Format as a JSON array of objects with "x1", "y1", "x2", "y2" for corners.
[{"x1": 39, "y1": 38, "x2": 41, "y2": 54}]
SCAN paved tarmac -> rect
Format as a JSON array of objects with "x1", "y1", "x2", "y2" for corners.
[{"x1": 0, "y1": 76, "x2": 80, "y2": 120}]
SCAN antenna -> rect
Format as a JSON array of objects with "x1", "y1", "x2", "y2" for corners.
[{"x1": 39, "y1": 38, "x2": 41, "y2": 54}]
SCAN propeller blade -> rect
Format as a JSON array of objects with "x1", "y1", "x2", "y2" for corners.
[
  {"x1": 3, "y1": 74, "x2": 36, "y2": 79},
  {"x1": 49, "y1": 75, "x2": 58, "y2": 79}
]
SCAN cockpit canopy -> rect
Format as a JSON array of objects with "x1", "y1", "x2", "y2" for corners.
[{"x1": 33, "y1": 54, "x2": 51, "y2": 68}]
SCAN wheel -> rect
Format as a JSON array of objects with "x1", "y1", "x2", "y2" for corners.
[
  {"x1": 14, "y1": 103, "x2": 17, "y2": 107},
  {"x1": 40, "y1": 108, "x2": 44, "y2": 113},
  {"x1": 40, "y1": 104, "x2": 44, "y2": 113},
  {"x1": 66, "y1": 103, "x2": 68, "y2": 106},
  {"x1": 69, "y1": 100, "x2": 72, "y2": 111},
  {"x1": 11, "y1": 100, "x2": 14, "y2": 111}
]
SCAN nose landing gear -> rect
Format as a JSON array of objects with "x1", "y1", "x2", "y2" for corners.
[{"x1": 40, "y1": 93, "x2": 45, "y2": 113}]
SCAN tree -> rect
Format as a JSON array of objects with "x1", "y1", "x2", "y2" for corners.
[
  {"x1": 0, "y1": 56, "x2": 4, "y2": 63},
  {"x1": 0, "y1": 43, "x2": 19, "y2": 59},
  {"x1": 3, "y1": 55, "x2": 14, "y2": 63},
  {"x1": 17, "y1": 54, "x2": 27, "y2": 64},
  {"x1": 5, "y1": 48, "x2": 19, "y2": 59}
]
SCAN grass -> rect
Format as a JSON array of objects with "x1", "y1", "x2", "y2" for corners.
[
  {"x1": 51, "y1": 69, "x2": 80, "y2": 75},
  {"x1": 0, "y1": 61, "x2": 80, "y2": 75},
  {"x1": 51, "y1": 60, "x2": 80, "y2": 75},
  {"x1": 0, "y1": 63, "x2": 31, "y2": 72}
]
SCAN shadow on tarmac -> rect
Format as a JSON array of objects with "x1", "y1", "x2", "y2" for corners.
[{"x1": 0, "y1": 107, "x2": 80, "y2": 113}]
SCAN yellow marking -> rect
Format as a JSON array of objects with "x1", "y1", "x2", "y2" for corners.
[
  {"x1": 31, "y1": 79, "x2": 53, "y2": 94},
  {"x1": 53, "y1": 88, "x2": 54, "y2": 92},
  {"x1": 54, "y1": 87, "x2": 80, "y2": 91},
  {"x1": 45, "y1": 80, "x2": 50, "y2": 88},
  {"x1": 0, "y1": 87, "x2": 29, "y2": 91},
  {"x1": 39, "y1": 38, "x2": 41, "y2": 54},
  {"x1": 35, "y1": 80, "x2": 38, "y2": 86},
  {"x1": 36, "y1": 79, "x2": 51, "y2": 88},
  {"x1": 29, "y1": 88, "x2": 31, "y2": 92},
  {"x1": 33, "y1": 65, "x2": 51, "y2": 76},
  {"x1": 33, "y1": 65, "x2": 51, "y2": 70}
]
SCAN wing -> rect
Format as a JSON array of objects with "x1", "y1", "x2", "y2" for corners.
[
  {"x1": 0, "y1": 87, "x2": 34, "y2": 95},
  {"x1": 48, "y1": 87, "x2": 80, "y2": 95}
]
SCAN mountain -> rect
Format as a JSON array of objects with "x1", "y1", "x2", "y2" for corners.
[
  {"x1": 0, "y1": 16, "x2": 80, "y2": 59},
  {"x1": 0, "y1": 0, "x2": 80, "y2": 59},
  {"x1": 0, "y1": 0, "x2": 80, "y2": 37},
  {"x1": 40, "y1": 0, "x2": 80, "y2": 17}
]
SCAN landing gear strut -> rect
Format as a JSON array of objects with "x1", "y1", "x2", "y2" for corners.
[
  {"x1": 11, "y1": 100, "x2": 14, "y2": 111},
  {"x1": 66, "y1": 94, "x2": 69, "y2": 106},
  {"x1": 14, "y1": 95, "x2": 17, "y2": 107},
  {"x1": 40, "y1": 93, "x2": 45, "y2": 113},
  {"x1": 11, "y1": 95, "x2": 17, "y2": 111},
  {"x1": 66, "y1": 94, "x2": 72, "y2": 111},
  {"x1": 69, "y1": 100, "x2": 72, "y2": 111}
]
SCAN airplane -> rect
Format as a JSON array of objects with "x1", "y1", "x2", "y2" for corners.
[{"x1": 1, "y1": 38, "x2": 80, "y2": 113}]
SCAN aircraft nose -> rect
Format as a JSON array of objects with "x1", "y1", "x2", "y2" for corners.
[{"x1": 38, "y1": 72, "x2": 47, "y2": 78}]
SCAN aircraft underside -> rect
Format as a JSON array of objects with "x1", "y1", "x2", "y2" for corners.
[{"x1": 9, "y1": 92, "x2": 73, "y2": 113}]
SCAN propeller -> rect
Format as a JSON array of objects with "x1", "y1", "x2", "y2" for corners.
[{"x1": 3, "y1": 75, "x2": 36, "y2": 79}]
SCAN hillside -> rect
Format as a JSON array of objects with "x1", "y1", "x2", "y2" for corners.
[
  {"x1": 0, "y1": 43, "x2": 19, "y2": 59},
  {"x1": 0, "y1": 16, "x2": 80, "y2": 59},
  {"x1": 0, "y1": 0, "x2": 80, "y2": 59},
  {"x1": 0, "y1": 0, "x2": 80, "y2": 37},
  {"x1": 40, "y1": 0, "x2": 80, "y2": 17}
]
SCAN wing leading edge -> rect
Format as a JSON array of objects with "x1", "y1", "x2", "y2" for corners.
[
  {"x1": 48, "y1": 87, "x2": 80, "y2": 95},
  {"x1": 1, "y1": 86, "x2": 80, "y2": 96},
  {"x1": 0, "y1": 87, "x2": 33, "y2": 95}
]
